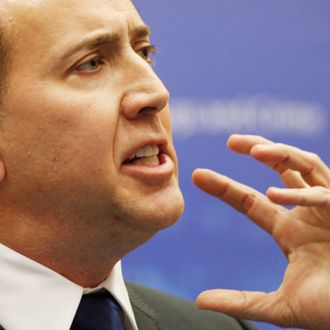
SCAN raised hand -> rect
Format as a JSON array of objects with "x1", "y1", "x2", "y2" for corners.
[{"x1": 192, "y1": 134, "x2": 330, "y2": 330}]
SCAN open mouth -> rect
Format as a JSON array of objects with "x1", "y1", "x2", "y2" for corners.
[
  {"x1": 121, "y1": 142, "x2": 175, "y2": 182},
  {"x1": 123, "y1": 144, "x2": 162, "y2": 167}
]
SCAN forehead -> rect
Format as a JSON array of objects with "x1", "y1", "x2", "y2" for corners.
[{"x1": 2, "y1": 0, "x2": 144, "y2": 49}]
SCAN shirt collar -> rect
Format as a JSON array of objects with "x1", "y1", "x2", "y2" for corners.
[{"x1": 0, "y1": 243, "x2": 138, "y2": 330}]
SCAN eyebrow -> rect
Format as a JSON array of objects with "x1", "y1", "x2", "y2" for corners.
[
  {"x1": 61, "y1": 32, "x2": 120, "y2": 60},
  {"x1": 61, "y1": 25, "x2": 151, "y2": 60},
  {"x1": 130, "y1": 25, "x2": 151, "y2": 39}
]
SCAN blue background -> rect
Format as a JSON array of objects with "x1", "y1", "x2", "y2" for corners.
[{"x1": 124, "y1": 1, "x2": 330, "y2": 329}]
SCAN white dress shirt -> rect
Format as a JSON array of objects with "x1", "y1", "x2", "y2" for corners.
[{"x1": 0, "y1": 243, "x2": 138, "y2": 330}]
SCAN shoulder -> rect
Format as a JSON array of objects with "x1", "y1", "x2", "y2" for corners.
[{"x1": 126, "y1": 281, "x2": 257, "y2": 330}]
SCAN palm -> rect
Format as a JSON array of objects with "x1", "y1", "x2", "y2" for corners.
[
  {"x1": 193, "y1": 134, "x2": 330, "y2": 330},
  {"x1": 273, "y1": 206, "x2": 330, "y2": 328}
]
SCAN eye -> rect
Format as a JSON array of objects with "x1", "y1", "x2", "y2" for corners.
[
  {"x1": 74, "y1": 55, "x2": 105, "y2": 73},
  {"x1": 137, "y1": 45, "x2": 157, "y2": 64}
]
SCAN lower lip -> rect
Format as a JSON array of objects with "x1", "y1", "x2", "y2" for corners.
[{"x1": 121, "y1": 153, "x2": 175, "y2": 183}]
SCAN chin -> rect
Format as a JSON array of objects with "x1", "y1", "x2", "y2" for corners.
[
  {"x1": 120, "y1": 186, "x2": 185, "y2": 233},
  {"x1": 153, "y1": 191, "x2": 185, "y2": 230}
]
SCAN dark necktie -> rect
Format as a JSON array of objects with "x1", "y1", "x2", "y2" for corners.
[{"x1": 70, "y1": 289, "x2": 126, "y2": 330}]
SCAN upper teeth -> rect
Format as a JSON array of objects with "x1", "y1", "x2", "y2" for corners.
[{"x1": 129, "y1": 144, "x2": 160, "y2": 159}]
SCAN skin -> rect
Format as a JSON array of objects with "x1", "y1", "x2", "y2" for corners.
[
  {"x1": 194, "y1": 134, "x2": 330, "y2": 330},
  {"x1": 0, "y1": 0, "x2": 330, "y2": 329},
  {"x1": 0, "y1": 0, "x2": 184, "y2": 286}
]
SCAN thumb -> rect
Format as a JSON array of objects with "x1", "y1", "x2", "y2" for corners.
[{"x1": 196, "y1": 289, "x2": 295, "y2": 328}]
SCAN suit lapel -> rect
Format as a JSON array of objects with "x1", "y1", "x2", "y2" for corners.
[{"x1": 126, "y1": 283, "x2": 160, "y2": 330}]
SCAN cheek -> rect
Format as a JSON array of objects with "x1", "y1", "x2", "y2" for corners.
[{"x1": 2, "y1": 89, "x2": 119, "y2": 184}]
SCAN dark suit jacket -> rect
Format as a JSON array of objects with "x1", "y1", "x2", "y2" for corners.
[
  {"x1": 0, "y1": 282, "x2": 257, "y2": 330},
  {"x1": 127, "y1": 282, "x2": 257, "y2": 330}
]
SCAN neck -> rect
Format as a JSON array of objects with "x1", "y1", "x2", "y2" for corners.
[{"x1": 0, "y1": 210, "x2": 154, "y2": 287}]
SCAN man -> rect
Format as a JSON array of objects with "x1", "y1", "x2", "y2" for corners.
[
  {"x1": 0, "y1": 1, "x2": 253, "y2": 329},
  {"x1": 0, "y1": 0, "x2": 329, "y2": 329}
]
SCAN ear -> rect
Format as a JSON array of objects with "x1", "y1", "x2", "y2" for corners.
[{"x1": 0, "y1": 159, "x2": 6, "y2": 182}]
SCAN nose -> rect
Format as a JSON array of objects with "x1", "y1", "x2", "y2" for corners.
[{"x1": 120, "y1": 56, "x2": 170, "y2": 120}]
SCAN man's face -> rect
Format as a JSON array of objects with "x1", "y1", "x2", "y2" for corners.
[{"x1": 0, "y1": 0, "x2": 184, "y2": 234}]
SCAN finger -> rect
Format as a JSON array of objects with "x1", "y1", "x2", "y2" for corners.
[
  {"x1": 192, "y1": 168, "x2": 284, "y2": 234},
  {"x1": 227, "y1": 134, "x2": 273, "y2": 154},
  {"x1": 227, "y1": 135, "x2": 307, "y2": 188},
  {"x1": 251, "y1": 144, "x2": 330, "y2": 188},
  {"x1": 267, "y1": 186, "x2": 330, "y2": 209},
  {"x1": 227, "y1": 134, "x2": 330, "y2": 188},
  {"x1": 279, "y1": 170, "x2": 307, "y2": 189},
  {"x1": 196, "y1": 289, "x2": 295, "y2": 327}
]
